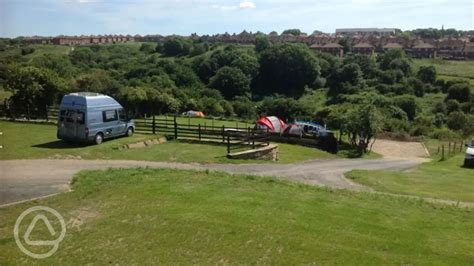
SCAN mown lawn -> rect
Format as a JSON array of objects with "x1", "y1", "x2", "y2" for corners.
[
  {"x1": 0, "y1": 121, "x2": 335, "y2": 163},
  {"x1": 0, "y1": 168, "x2": 472, "y2": 264},
  {"x1": 346, "y1": 154, "x2": 474, "y2": 202}
]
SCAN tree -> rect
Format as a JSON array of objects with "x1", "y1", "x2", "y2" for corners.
[
  {"x1": 31, "y1": 53, "x2": 76, "y2": 78},
  {"x1": 258, "y1": 96, "x2": 308, "y2": 120},
  {"x1": 447, "y1": 111, "x2": 467, "y2": 131},
  {"x1": 343, "y1": 54, "x2": 376, "y2": 78},
  {"x1": 378, "y1": 49, "x2": 405, "y2": 70},
  {"x1": 282, "y1": 29, "x2": 302, "y2": 36},
  {"x1": 389, "y1": 58, "x2": 412, "y2": 76},
  {"x1": 257, "y1": 44, "x2": 321, "y2": 97},
  {"x1": 327, "y1": 63, "x2": 365, "y2": 102},
  {"x1": 255, "y1": 35, "x2": 271, "y2": 53},
  {"x1": 139, "y1": 43, "x2": 156, "y2": 54},
  {"x1": 446, "y1": 83, "x2": 471, "y2": 103},
  {"x1": 230, "y1": 53, "x2": 259, "y2": 79},
  {"x1": 417, "y1": 65, "x2": 437, "y2": 84},
  {"x1": 393, "y1": 95, "x2": 417, "y2": 120},
  {"x1": 74, "y1": 69, "x2": 120, "y2": 95},
  {"x1": 343, "y1": 104, "x2": 383, "y2": 154},
  {"x1": 162, "y1": 37, "x2": 192, "y2": 56},
  {"x1": 5, "y1": 66, "x2": 66, "y2": 118},
  {"x1": 232, "y1": 96, "x2": 256, "y2": 119},
  {"x1": 209, "y1": 66, "x2": 250, "y2": 99}
]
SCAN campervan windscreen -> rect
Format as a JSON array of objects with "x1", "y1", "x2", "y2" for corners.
[{"x1": 60, "y1": 110, "x2": 85, "y2": 124}]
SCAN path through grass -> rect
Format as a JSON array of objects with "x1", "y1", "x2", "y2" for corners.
[{"x1": 0, "y1": 168, "x2": 472, "y2": 264}]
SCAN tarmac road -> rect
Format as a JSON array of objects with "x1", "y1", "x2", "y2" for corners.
[{"x1": 0, "y1": 158, "x2": 424, "y2": 206}]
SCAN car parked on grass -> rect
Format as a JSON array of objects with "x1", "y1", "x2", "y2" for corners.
[
  {"x1": 464, "y1": 139, "x2": 474, "y2": 168},
  {"x1": 57, "y1": 92, "x2": 135, "y2": 145}
]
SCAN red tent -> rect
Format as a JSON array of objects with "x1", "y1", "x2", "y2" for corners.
[{"x1": 256, "y1": 116, "x2": 286, "y2": 133}]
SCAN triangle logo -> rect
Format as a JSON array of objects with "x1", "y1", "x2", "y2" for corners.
[{"x1": 24, "y1": 214, "x2": 57, "y2": 246}]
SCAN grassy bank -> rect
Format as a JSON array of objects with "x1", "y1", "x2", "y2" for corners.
[
  {"x1": 0, "y1": 121, "x2": 335, "y2": 163},
  {"x1": 0, "y1": 168, "x2": 472, "y2": 264},
  {"x1": 346, "y1": 154, "x2": 474, "y2": 202}
]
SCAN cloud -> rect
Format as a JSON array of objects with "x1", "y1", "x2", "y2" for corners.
[
  {"x1": 212, "y1": 0, "x2": 256, "y2": 10},
  {"x1": 239, "y1": 0, "x2": 256, "y2": 9}
]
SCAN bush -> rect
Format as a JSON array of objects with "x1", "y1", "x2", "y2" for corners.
[
  {"x1": 21, "y1": 47, "x2": 35, "y2": 55},
  {"x1": 430, "y1": 128, "x2": 461, "y2": 140},
  {"x1": 447, "y1": 111, "x2": 467, "y2": 131}
]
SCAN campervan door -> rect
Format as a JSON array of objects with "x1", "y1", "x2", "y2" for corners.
[{"x1": 58, "y1": 98, "x2": 87, "y2": 141}]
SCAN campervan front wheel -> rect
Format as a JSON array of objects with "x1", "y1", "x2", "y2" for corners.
[
  {"x1": 94, "y1": 133, "x2": 103, "y2": 145},
  {"x1": 126, "y1": 127, "x2": 134, "y2": 137}
]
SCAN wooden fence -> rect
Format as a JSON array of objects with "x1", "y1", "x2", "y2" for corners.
[
  {"x1": 434, "y1": 141, "x2": 467, "y2": 161},
  {"x1": 0, "y1": 105, "x2": 59, "y2": 122},
  {"x1": 135, "y1": 116, "x2": 270, "y2": 154}
]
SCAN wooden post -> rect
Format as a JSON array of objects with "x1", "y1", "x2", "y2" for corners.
[
  {"x1": 247, "y1": 127, "x2": 251, "y2": 146},
  {"x1": 174, "y1": 116, "x2": 178, "y2": 140},
  {"x1": 198, "y1": 124, "x2": 201, "y2": 140},
  {"x1": 437, "y1": 146, "x2": 440, "y2": 154},
  {"x1": 252, "y1": 130, "x2": 255, "y2": 149},
  {"x1": 45, "y1": 105, "x2": 49, "y2": 122},
  {"x1": 152, "y1": 114, "x2": 156, "y2": 134},
  {"x1": 448, "y1": 142, "x2": 451, "y2": 154},
  {"x1": 453, "y1": 142, "x2": 457, "y2": 154},
  {"x1": 222, "y1": 125, "x2": 225, "y2": 143},
  {"x1": 441, "y1": 144, "x2": 445, "y2": 160},
  {"x1": 227, "y1": 135, "x2": 230, "y2": 154},
  {"x1": 266, "y1": 128, "x2": 270, "y2": 146},
  {"x1": 188, "y1": 117, "x2": 190, "y2": 129}
]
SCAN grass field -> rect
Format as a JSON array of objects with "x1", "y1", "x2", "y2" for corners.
[
  {"x1": 0, "y1": 121, "x2": 335, "y2": 163},
  {"x1": 346, "y1": 154, "x2": 474, "y2": 202},
  {"x1": 0, "y1": 168, "x2": 472, "y2": 264},
  {"x1": 412, "y1": 59, "x2": 474, "y2": 79},
  {"x1": 150, "y1": 115, "x2": 253, "y2": 129}
]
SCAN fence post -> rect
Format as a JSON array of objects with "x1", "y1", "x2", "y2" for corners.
[
  {"x1": 266, "y1": 128, "x2": 270, "y2": 146},
  {"x1": 453, "y1": 142, "x2": 457, "y2": 154},
  {"x1": 448, "y1": 142, "x2": 451, "y2": 154},
  {"x1": 227, "y1": 135, "x2": 230, "y2": 154},
  {"x1": 441, "y1": 144, "x2": 445, "y2": 160},
  {"x1": 174, "y1": 116, "x2": 178, "y2": 140},
  {"x1": 437, "y1": 146, "x2": 440, "y2": 154},
  {"x1": 460, "y1": 141, "x2": 463, "y2": 152},
  {"x1": 45, "y1": 105, "x2": 49, "y2": 122},
  {"x1": 198, "y1": 124, "x2": 201, "y2": 140},
  {"x1": 188, "y1": 117, "x2": 190, "y2": 128},
  {"x1": 247, "y1": 127, "x2": 251, "y2": 146},
  {"x1": 252, "y1": 129, "x2": 255, "y2": 149},
  {"x1": 152, "y1": 114, "x2": 156, "y2": 135},
  {"x1": 222, "y1": 125, "x2": 225, "y2": 143}
]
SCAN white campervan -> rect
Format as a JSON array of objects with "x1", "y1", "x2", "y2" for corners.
[{"x1": 464, "y1": 139, "x2": 474, "y2": 168}]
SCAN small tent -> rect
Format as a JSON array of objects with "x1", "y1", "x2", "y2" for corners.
[
  {"x1": 256, "y1": 116, "x2": 286, "y2": 133},
  {"x1": 182, "y1": 110, "x2": 205, "y2": 117},
  {"x1": 283, "y1": 123, "x2": 303, "y2": 137}
]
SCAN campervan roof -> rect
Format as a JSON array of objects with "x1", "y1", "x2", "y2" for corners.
[{"x1": 60, "y1": 92, "x2": 121, "y2": 108}]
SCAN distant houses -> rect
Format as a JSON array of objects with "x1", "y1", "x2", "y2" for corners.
[{"x1": 17, "y1": 30, "x2": 474, "y2": 60}]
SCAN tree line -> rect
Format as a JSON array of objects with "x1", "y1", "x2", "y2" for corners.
[{"x1": 0, "y1": 37, "x2": 473, "y2": 153}]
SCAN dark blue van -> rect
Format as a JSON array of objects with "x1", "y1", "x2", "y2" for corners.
[{"x1": 57, "y1": 92, "x2": 135, "y2": 144}]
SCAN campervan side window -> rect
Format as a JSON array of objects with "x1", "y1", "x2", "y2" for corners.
[
  {"x1": 102, "y1": 110, "x2": 118, "y2": 122},
  {"x1": 118, "y1": 109, "x2": 127, "y2": 121}
]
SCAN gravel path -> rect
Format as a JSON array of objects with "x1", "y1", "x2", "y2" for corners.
[{"x1": 0, "y1": 158, "x2": 425, "y2": 206}]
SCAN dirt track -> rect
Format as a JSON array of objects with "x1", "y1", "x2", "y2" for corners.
[{"x1": 0, "y1": 158, "x2": 424, "y2": 206}]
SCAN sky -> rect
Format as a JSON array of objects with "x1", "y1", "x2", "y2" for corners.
[{"x1": 0, "y1": 0, "x2": 473, "y2": 37}]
